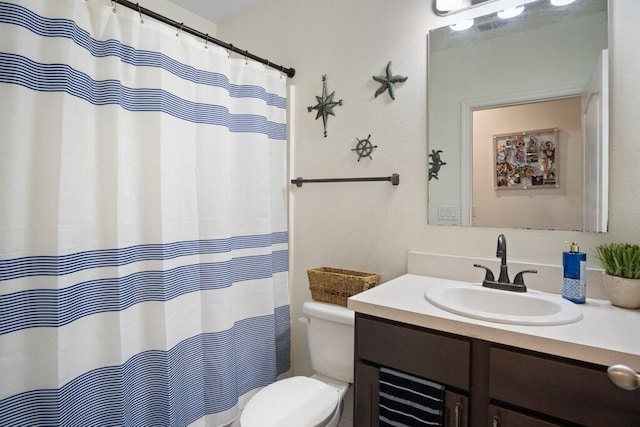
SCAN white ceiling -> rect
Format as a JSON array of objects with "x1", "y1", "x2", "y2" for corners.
[{"x1": 168, "y1": 0, "x2": 264, "y2": 24}]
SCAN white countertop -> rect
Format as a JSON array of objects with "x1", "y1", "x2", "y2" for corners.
[{"x1": 347, "y1": 274, "x2": 640, "y2": 371}]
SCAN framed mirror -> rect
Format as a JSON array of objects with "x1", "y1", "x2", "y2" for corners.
[{"x1": 427, "y1": 0, "x2": 608, "y2": 232}]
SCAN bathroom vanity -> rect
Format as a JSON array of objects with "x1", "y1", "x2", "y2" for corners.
[{"x1": 348, "y1": 273, "x2": 640, "y2": 426}]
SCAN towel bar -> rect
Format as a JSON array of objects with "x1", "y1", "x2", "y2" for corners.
[{"x1": 291, "y1": 174, "x2": 399, "y2": 187}]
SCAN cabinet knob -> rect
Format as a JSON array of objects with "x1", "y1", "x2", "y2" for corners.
[
  {"x1": 607, "y1": 364, "x2": 640, "y2": 391},
  {"x1": 492, "y1": 414, "x2": 501, "y2": 427}
]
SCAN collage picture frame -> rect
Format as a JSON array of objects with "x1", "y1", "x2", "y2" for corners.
[{"x1": 494, "y1": 128, "x2": 559, "y2": 190}]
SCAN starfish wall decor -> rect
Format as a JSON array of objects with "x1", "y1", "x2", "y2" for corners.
[
  {"x1": 373, "y1": 61, "x2": 408, "y2": 101},
  {"x1": 308, "y1": 75, "x2": 343, "y2": 137}
]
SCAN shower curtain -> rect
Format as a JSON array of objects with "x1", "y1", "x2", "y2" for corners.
[{"x1": 0, "y1": 1, "x2": 290, "y2": 426}]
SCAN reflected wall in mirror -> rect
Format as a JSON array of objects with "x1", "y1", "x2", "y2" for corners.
[{"x1": 427, "y1": 0, "x2": 608, "y2": 232}]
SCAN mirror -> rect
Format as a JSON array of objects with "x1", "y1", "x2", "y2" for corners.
[{"x1": 427, "y1": 0, "x2": 608, "y2": 232}]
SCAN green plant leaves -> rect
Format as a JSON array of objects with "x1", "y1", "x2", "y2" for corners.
[{"x1": 596, "y1": 243, "x2": 640, "y2": 279}]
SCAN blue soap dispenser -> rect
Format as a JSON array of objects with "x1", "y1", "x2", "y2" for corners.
[{"x1": 562, "y1": 241, "x2": 586, "y2": 304}]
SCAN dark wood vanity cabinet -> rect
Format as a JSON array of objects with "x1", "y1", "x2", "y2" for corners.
[
  {"x1": 354, "y1": 314, "x2": 640, "y2": 427},
  {"x1": 489, "y1": 346, "x2": 640, "y2": 426},
  {"x1": 354, "y1": 315, "x2": 472, "y2": 427}
]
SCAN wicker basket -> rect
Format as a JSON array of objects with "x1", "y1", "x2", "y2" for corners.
[{"x1": 307, "y1": 267, "x2": 380, "y2": 306}]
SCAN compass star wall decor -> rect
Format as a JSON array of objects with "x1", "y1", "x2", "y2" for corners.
[
  {"x1": 373, "y1": 61, "x2": 408, "y2": 101},
  {"x1": 308, "y1": 75, "x2": 343, "y2": 137}
]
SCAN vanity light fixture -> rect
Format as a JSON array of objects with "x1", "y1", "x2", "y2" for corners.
[
  {"x1": 550, "y1": 0, "x2": 577, "y2": 5},
  {"x1": 497, "y1": 5, "x2": 524, "y2": 19},
  {"x1": 436, "y1": 0, "x2": 540, "y2": 32},
  {"x1": 435, "y1": 0, "x2": 539, "y2": 18},
  {"x1": 450, "y1": 19, "x2": 474, "y2": 31}
]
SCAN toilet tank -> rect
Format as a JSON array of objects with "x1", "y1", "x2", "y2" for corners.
[{"x1": 302, "y1": 301, "x2": 355, "y2": 383}]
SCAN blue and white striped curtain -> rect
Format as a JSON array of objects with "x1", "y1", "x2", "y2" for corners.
[{"x1": 0, "y1": 1, "x2": 290, "y2": 425}]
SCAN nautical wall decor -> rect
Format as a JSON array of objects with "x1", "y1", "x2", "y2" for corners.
[
  {"x1": 308, "y1": 74, "x2": 343, "y2": 137},
  {"x1": 373, "y1": 61, "x2": 408, "y2": 100},
  {"x1": 352, "y1": 135, "x2": 378, "y2": 161},
  {"x1": 428, "y1": 149, "x2": 446, "y2": 181}
]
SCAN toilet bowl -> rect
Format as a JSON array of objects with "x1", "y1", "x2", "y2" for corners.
[
  {"x1": 240, "y1": 374, "x2": 348, "y2": 427},
  {"x1": 240, "y1": 301, "x2": 355, "y2": 427}
]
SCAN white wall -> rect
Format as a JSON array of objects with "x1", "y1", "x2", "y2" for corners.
[
  {"x1": 218, "y1": 1, "x2": 640, "y2": 377},
  {"x1": 95, "y1": 0, "x2": 217, "y2": 39}
]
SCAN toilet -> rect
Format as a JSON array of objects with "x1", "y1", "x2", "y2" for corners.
[{"x1": 240, "y1": 301, "x2": 355, "y2": 427}]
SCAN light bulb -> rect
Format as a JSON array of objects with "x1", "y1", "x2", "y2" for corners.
[
  {"x1": 497, "y1": 6, "x2": 525, "y2": 19},
  {"x1": 436, "y1": 0, "x2": 465, "y2": 11},
  {"x1": 450, "y1": 19, "x2": 474, "y2": 31}
]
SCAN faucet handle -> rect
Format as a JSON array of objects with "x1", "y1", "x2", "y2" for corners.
[
  {"x1": 473, "y1": 264, "x2": 495, "y2": 282},
  {"x1": 513, "y1": 269, "x2": 537, "y2": 286}
]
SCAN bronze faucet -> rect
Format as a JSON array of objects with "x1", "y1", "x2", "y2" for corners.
[{"x1": 474, "y1": 234, "x2": 537, "y2": 292}]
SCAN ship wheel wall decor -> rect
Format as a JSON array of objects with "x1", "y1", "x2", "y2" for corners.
[
  {"x1": 308, "y1": 75, "x2": 343, "y2": 137},
  {"x1": 352, "y1": 135, "x2": 378, "y2": 161}
]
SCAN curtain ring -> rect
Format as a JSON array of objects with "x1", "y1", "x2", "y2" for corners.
[
  {"x1": 136, "y1": 3, "x2": 144, "y2": 24},
  {"x1": 204, "y1": 34, "x2": 208, "y2": 49},
  {"x1": 227, "y1": 44, "x2": 233, "y2": 59},
  {"x1": 111, "y1": 0, "x2": 117, "y2": 13},
  {"x1": 244, "y1": 50, "x2": 249, "y2": 65},
  {"x1": 176, "y1": 23, "x2": 184, "y2": 37}
]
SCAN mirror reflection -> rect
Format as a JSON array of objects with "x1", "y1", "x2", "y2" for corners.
[{"x1": 427, "y1": 0, "x2": 608, "y2": 232}]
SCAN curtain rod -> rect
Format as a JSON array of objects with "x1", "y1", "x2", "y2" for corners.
[{"x1": 114, "y1": 0, "x2": 296, "y2": 78}]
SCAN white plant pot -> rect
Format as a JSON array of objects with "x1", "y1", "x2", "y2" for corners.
[{"x1": 602, "y1": 273, "x2": 640, "y2": 309}]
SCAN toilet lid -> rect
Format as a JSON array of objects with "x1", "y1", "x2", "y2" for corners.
[{"x1": 241, "y1": 376, "x2": 339, "y2": 427}]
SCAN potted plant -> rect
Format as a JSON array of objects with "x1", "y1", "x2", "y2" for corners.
[{"x1": 595, "y1": 243, "x2": 640, "y2": 309}]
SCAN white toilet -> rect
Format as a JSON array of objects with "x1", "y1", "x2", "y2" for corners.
[{"x1": 240, "y1": 301, "x2": 355, "y2": 427}]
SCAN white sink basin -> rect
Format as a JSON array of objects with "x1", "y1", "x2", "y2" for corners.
[{"x1": 425, "y1": 283, "x2": 583, "y2": 326}]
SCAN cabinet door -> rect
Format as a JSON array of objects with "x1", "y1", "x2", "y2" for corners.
[
  {"x1": 355, "y1": 362, "x2": 469, "y2": 427},
  {"x1": 444, "y1": 391, "x2": 469, "y2": 427},
  {"x1": 488, "y1": 404, "x2": 561, "y2": 427},
  {"x1": 354, "y1": 361, "x2": 379, "y2": 427}
]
